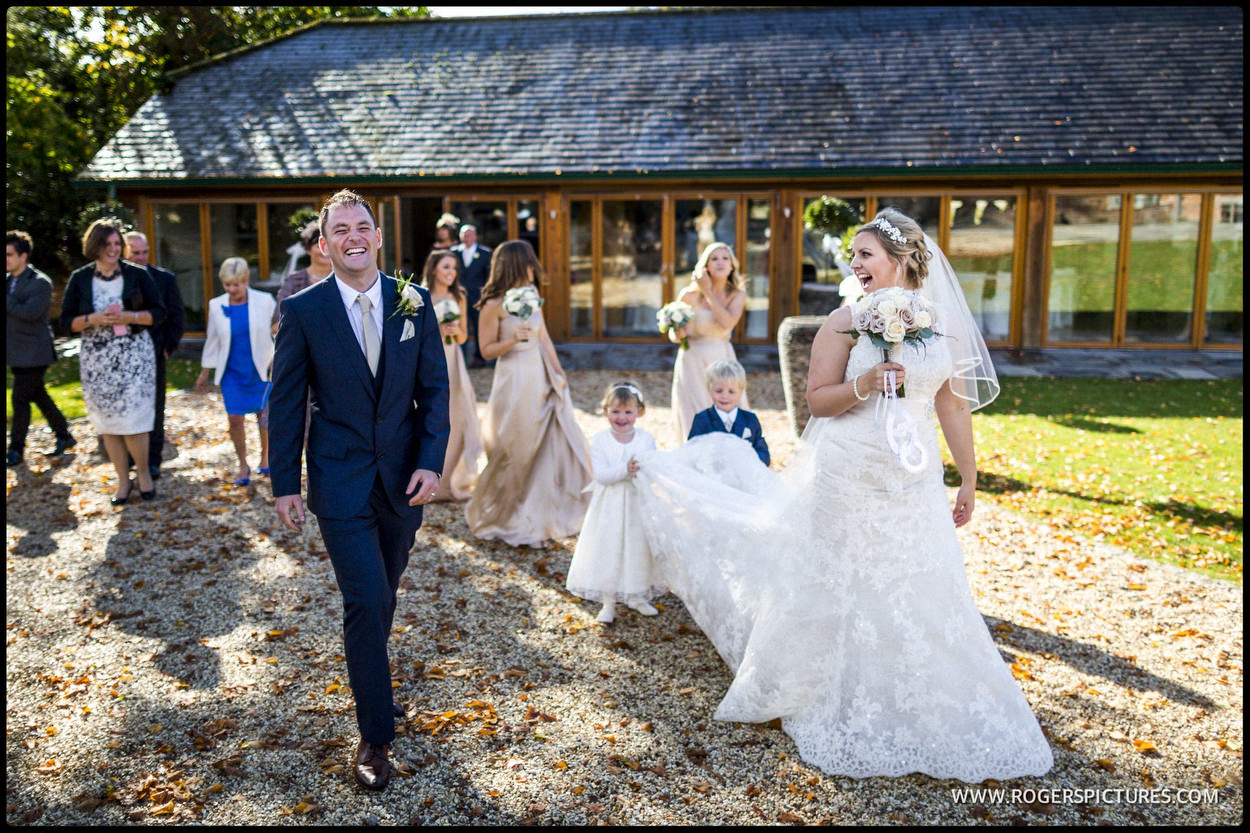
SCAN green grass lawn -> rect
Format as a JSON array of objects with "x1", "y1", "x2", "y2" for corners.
[{"x1": 950, "y1": 377, "x2": 1243, "y2": 584}]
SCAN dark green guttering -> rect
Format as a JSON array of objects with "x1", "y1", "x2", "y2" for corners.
[{"x1": 78, "y1": 162, "x2": 1243, "y2": 190}]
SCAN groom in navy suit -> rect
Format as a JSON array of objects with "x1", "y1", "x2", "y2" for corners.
[{"x1": 270, "y1": 190, "x2": 449, "y2": 791}]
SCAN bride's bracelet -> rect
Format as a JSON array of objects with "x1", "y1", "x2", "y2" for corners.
[{"x1": 852, "y1": 374, "x2": 871, "y2": 401}]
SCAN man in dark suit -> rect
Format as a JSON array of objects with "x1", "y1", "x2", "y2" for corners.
[
  {"x1": 450, "y1": 223, "x2": 491, "y2": 367},
  {"x1": 6, "y1": 230, "x2": 75, "y2": 467},
  {"x1": 124, "y1": 231, "x2": 184, "y2": 480},
  {"x1": 270, "y1": 190, "x2": 449, "y2": 792}
]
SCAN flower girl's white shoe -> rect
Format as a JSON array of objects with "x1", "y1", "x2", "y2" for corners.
[
  {"x1": 628, "y1": 600, "x2": 659, "y2": 616},
  {"x1": 596, "y1": 601, "x2": 616, "y2": 624}
]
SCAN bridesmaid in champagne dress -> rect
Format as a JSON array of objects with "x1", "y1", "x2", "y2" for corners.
[
  {"x1": 422, "y1": 249, "x2": 484, "y2": 502},
  {"x1": 465, "y1": 240, "x2": 592, "y2": 546},
  {"x1": 669, "y1": 242, "x2": 749, "y2": 440}
]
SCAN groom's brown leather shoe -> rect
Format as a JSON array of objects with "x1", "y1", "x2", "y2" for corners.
[{"x1": 353, "y1": 740, "x2": 391, "y2": 791}]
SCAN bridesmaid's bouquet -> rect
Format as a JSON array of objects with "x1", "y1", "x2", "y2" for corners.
[
  {"x1": 656, "y1": 300, "x2": 695, "y2": 350},
  {"x1": 503, "y1": 285, "x2": 543, "y2": 341},
  {"x1": 843, "y1": 288, "x2": 940, "y2": 397},
  {"x1": 434, "y1": 298, "x2": 461, "y2": 344}
]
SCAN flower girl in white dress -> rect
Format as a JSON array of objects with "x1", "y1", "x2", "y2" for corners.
[{"x1": 565, "y1": 383, "x2": 665, "y2": 624}]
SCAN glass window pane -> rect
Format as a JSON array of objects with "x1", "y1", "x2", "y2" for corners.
[
  {"x1": 744, "y1": 198, "x2": 770, "y2": 339},
  {"x1": 209, "y1": 203, "x2": 260, "y2": 296},
  {"x1": 800, "y1": 196, "x2": 864, "y2": 316},
  {"x1": 1125, "y1": 194, "x2": 1201, "y2": 344},
  {"x1": 601, "y1": 200, "x2": 663, "y2": 339},
  {"x1": 264, "y1": 203, "x2": 315, "y2": 292},
  {"x1": 152, "y1": 204, "x2": 205, "y2": 330},
  {"x1": 518, "y1": 200, "x2": 540, "y2": 255},
  {"x1": 948, "y1": 196, "x2": 1016, "y2": 344},
  {"x1": 675, "y1": 199, "x2": 737, "y2": 285},
  {"x1": 569, "y1": 201, "x2": 593, "y2": 337},
  {"x1": 871, "y1": 196, "x2": 940, "y2": 240},
  {"x1": 1048, "y1": 195, "x2": 1121, "y2": 343},
  {"x1": 1205, "y1": 194, "x2": 1243, "y2": 345},
  {"x1": 449, "y1": 201, "x2": 507, "y2": 250}
]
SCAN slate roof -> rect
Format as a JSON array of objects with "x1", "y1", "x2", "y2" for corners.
[{"x1": 80, "y1": 6, "x2": 1243, "y2": 183}]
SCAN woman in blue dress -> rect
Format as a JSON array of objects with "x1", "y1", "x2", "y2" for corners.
[{"x1": 196, "y1": 257, "x2": 277, "y2": 485}]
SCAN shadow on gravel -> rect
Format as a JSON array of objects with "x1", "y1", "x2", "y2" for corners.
[
  {"x1": 7, "y1": 460, "x2": 77, "y2": 557},
  {"x1": 81, "y1": 475, "x2": 294, "y2": 692},
  {"x1": 987, "y1": 616, "x2": 1217, "y2": 711}
]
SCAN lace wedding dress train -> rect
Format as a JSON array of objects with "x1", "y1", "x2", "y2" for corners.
[{"x1": 635, "y1": 334, "x2": 1053, "y2": 782}]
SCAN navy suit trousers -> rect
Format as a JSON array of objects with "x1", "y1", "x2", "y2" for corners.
[
  {"x1": 149, "y1": 353, "x2": 168, "y2": 466},
  {"x1": 316, "y1": 473, "x2": 421, "y2": 745}
]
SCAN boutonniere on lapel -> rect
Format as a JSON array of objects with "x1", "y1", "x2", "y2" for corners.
[
  {"x1": 391, "y1": 271, "x2": 425, "y2": 318},
  {"x1": 391, "y1": 271, "x2": 423, "y2": 342}
]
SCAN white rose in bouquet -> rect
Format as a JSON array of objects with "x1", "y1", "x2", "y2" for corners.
[
  {"x1": 434, "y1": 298, "x2": 462, "y2": 344},
  {"x1": 656, "y1": 300, "x2": 695, "y2": 350},
  {"x1": 503, "y1": 285, "x2": 544, "y2": 341},
  {"x1": 837, "y1": 289, "x2": 944, "y2": 399}
]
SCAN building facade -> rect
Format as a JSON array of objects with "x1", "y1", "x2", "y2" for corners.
[{"x1": 80, "y1": 7, "x2": 1244, "y2": 350}]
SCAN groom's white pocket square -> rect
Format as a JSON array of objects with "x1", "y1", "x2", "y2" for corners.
[
  {"x1": 400, "y1": 319, "x2": 416, "y2": 342},
  {"x1": 743, "y1": 428, "x2": 752, "y2": 440}
]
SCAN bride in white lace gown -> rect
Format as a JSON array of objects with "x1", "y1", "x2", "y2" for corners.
[{"x1": 635, "y1": 209, "x2": 1052, "y2": 782}]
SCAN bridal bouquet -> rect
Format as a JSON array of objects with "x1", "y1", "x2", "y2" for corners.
[
  {"x1": 843, "y1": 288, "x2": 940, "y2": 397},
  {"x1": 503, "y1": 285, "x2": 543, "y2": 341},
  {"x1": 433, "y1": 298, "x2": 461, "y2": 344},
  {"x1": 656, "y1": 300, "x2": 695, "y2": 350}
]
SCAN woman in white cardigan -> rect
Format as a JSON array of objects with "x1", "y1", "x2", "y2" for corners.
[{"x1": 195, "y1": 258, "x2": 277, "y2": 485}]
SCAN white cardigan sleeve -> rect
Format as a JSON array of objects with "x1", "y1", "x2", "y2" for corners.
[
  {"x1": 248, "y1": 289, "x2": 277, "y2": 381},
  {"x1": 590, "y1": 431, "x2": 630, "y2": 485},
  {"x1": 199, "y1": 296, "x2": 230, "y2": 385}
]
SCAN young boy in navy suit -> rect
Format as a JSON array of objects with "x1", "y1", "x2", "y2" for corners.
[{"x1": 687, "y1": 358, "x2": 770, "y2": 466}]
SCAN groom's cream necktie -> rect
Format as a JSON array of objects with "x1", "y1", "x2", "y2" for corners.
[{"x1": 356, "y1": 294, "x2": 380, "y2": 376}]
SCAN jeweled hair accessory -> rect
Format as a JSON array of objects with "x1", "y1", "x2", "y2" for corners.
[{"x1": 865, "y1": 217, "x2": 907, "y2": 246}]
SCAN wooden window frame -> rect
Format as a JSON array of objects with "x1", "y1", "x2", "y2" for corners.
[
  {"x1": 1042, "y1": 186, "x2": 1236, "y2": 349},
  {"x1": 140, "y1": 195, "x2": 325, "y2": 337},
  {"x1": 565, "y1": 190, "x2": 776, "y2": 344}
]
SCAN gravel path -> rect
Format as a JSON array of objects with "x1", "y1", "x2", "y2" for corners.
[{"x1": 5, "y1": 370, "x2": 1242, "y2": 825}]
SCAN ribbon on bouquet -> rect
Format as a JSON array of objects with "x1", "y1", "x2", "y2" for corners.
[{"x1": 873, "y1": 370, "x2": 929, "y2": 474}]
